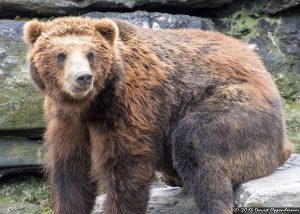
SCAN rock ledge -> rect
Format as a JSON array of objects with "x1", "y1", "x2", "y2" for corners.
[{"x1": 93, "y1": 154, "x2": 300, "y2": 213}]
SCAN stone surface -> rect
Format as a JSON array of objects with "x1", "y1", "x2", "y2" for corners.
[
  {"x1": 85, "y1": 11, "x2": 215, "y2": 30},
  {"x1": 0, "y1": 20, "x2": 45, "y2": 133},
  {"x1": 0, "y1": 0, "x2": 233, "y2": 17},
  {"x1": 252, "y1": 0, "x2": 300, "y2": 14},
  {"x1": 276, "y1": 15, "x2": 300, "y2": 75},
  {"x1": 0, "y1": 137, "x2": 44, "y2": 178},
  {"x1": 93, "y1": 186, "x2": 197, "y2": 214},
  {"x1": 235, "y1": 154, "x2": 300, "y2": 207},
  {"x1": 93, "y1": 155, "x2": 300, "y2": 213}
]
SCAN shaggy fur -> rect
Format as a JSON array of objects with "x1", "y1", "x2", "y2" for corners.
[{"x1": 24, "y1": 17, "x2": 294, "y2": 214}]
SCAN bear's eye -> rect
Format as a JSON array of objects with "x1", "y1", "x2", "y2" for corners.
[
  {"x1": 87, "y1": 52, "x2": 94, "y2": 63},
  {"x1": 56, "y1": 53, "x2": 66, "y2": 62}
]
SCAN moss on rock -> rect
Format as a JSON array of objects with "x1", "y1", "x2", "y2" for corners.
[
  {"x1": 0, "y1": 21, "x2": 45, "y2": 132},
  {"x1": 0, "y1": 175, "x2": 51, "y2": 214},
  {"x1": 284, "y1": 101, "x2": 300, "y2": 153},
  {"x1": 274, "y1": 72, "x2": 300, "y2": 102}
]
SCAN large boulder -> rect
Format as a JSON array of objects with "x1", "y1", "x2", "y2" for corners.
[
  {"x1": 0, "y1": 20, "x2": 45, "y2": 136},
  {"x1": 0, "y1": 137, "x2": 44, "y2": 178},
  {"x1": 85, "y1": 11, "x2": 215, "y2": 30},
  {"x1": 93, "y1": 154, "x2": 300, "y2": 213},
  {"x1": 93, "y1": 186, "x2": 197, "y2": 214},
  {"x1": 0, "y1": 0, "x2": 233, "y2": 17},
  {"x1": 251, "y1": 0, "x2": 300, "y2": 15},
  {"x1": 235, "y1": 154, "x2": 300, "y2": 207},
  {"x1": 276, "y1": 15, "x2": 300, "y2": 75}
]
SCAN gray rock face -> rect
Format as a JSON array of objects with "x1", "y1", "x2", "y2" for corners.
[
  {"x1": 257, "y1": 14, "x2": 300, "y2": 100},
  {"x1": 93, "y1": 187, "x2": 197, "y2": 214},
  {"x1": 0, "y1": 0, "x2": 233, "y2": 17},
  {"x1": 235, "y1": 154, "x2": 300, "y2": 207},
  {"x1": 253, "y1": 0, "x2": 300, "y2": 14},
  {"x1": 85, "y1": 11, "x2": 215, "y2": 30},
  {"x1": 93, "y1": 155, "x2": 300, "y2": 213},
  {"x1": 277, "y1": 15, "x2": 300, "y2": 75},
  {"x1": 0, "y1": 20, "x2": 45, "y2": 134},
  {"x1": 0, "y1": 137, "x2": 44, "y2": 178}
]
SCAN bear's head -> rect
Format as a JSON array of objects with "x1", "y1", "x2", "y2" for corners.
[{"x1": 23, "y1": 17, "x2": 121, "y2": 105}]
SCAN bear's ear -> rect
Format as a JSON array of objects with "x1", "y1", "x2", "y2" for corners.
[
  {"x1": 94, "y1": 19, "x2": 119, "y2": 46},
  {"x1": 23, "y1": 20, "x2": 47, "y2": 46}
]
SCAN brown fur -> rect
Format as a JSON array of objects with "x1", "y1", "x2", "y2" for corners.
[
  {"x1": 280, "y1": 139, "x2": 295, "y2": 165},
  {"x1": 24, "y1": 17, "x2": 294, "y2": 214}
]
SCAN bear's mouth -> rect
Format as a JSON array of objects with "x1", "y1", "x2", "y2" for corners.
[
  {"x1": 73, "y1": 86, "x2": 91, "y2": 93},
  {"x1": 64, "y1": 83, "x2": 93, "y2": 99}
]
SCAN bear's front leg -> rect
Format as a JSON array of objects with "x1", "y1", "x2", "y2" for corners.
[
  {"x1": 45, "y1": 119, "x2": 98, "y2": 214},
  {"x1": 91, "y1": 132, "x2": 156, "y2": 214},
  {"x1": 104, "y1": 158, "x2": 155, "y2": 214}
]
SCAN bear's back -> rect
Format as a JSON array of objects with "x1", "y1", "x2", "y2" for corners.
[{"x1": 115, "y1": 20, "x2": 280, "y2": 108}]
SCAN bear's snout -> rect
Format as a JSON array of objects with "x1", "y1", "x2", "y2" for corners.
[
  {"x1": 75, "y1": 72, "x2": 93, "y2": 87},
  {"x1": 62, "y1": 49, "x2": 95, "y2": 99}
]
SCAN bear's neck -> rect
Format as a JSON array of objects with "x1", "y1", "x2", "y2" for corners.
[
  {"x1": 83, "y1": 58, "x2": 125, "y2": 127},
  {"x1": 87, "y1": 73, "x2": 124, "y2": 124}
]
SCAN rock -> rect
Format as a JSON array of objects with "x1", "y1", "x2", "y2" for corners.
[
  {"x1": 0, "y1": 137, "x2": 44, "y2": 178},
  {"x1": 276, "y1": 15, "x2": 300, "y2": 75},
  {"x1": 235, "y1": 154, "x2": 300, "y2": 207},
  {"x1": 93, "y1": 154, "x2": 300, "y2": 213},
  {"x1": 0, "y1": 0, "x2": 233, "y2": 17},
  {"x1": 0, "y1": 20, "x2": 45, "y2": 134},
  {"x1": 85, "y1": 11, "x2": 215, "y2": 30},
  {"x1": 252, "y1": 0, "x2": 300, "y2": 15},
  {"x1": 254, "y1": 14, "x2": 300, "y2": 100},
  {"x1": 93, "y1": 186, "x2": 197, "y2": 214}
]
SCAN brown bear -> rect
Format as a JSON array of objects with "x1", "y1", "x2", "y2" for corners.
[{"x1": 23, "y1": 17, "x2": 294, "y2": 214}]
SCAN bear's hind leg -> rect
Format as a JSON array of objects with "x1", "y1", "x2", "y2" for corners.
[
  {"x1": 172, "y1": 100, "x2": 284, "y2": 213},
  {"x1": 172, "y1": 124, "x2": 234, "y2": 214}
]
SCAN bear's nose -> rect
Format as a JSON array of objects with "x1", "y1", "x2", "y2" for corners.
[{"x1": 75, "y1": 72, "x2": 93, "y2": 87}]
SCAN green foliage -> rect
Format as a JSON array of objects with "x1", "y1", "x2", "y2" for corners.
[
  {"x1": 274, "y1": 72, "x2": 300, "y2": 102},
  {"x1": 0, "y1": 175, "x2": 51, "y2": 214},
  {"x1": 221, "y1": 9, "x2": 259, "y2": 39},
  {"x1": 220, "y1": 8, "x2": 281, "y2": 40},
  {"x1": 284, "y1": 100, "x2": 300, "y2": 152},
  {"x1": 14, "y1": 16, "x2": 31, "y2": 21},
  {"x1": 0, "y1": 175, "x2": 106, "y2": 213}
]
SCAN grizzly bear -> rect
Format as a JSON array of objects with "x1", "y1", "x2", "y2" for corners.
[{"x1": 23, "y1": 17, "x2": 294, "y2": 214}]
